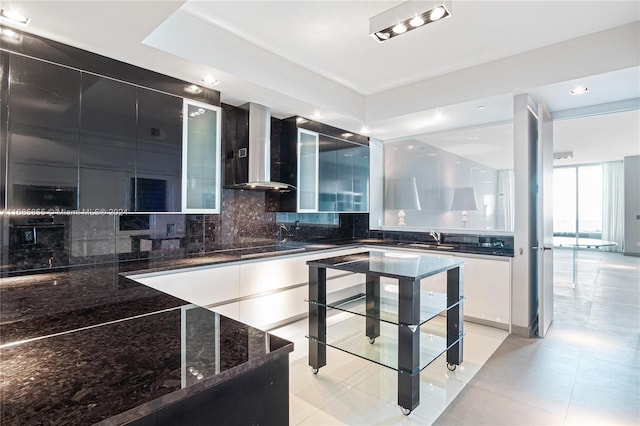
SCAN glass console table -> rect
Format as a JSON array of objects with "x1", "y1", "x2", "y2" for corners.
[
  {"x1": 306, "y1": 251, "x2": 465, "y2": 415},
  {"x1": 553, "y1": 237, "x2": 617, "y2": 286}
]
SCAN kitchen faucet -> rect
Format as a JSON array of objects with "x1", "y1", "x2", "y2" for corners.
[
  {"x1": 429, "y1": 231, "x2": 441, "y2": 245},
  {"x1": 277, "y1": 224, "x2": 290, "y2": 243}
]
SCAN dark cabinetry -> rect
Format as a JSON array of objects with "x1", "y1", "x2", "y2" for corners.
[
  {"x1": 79, "y1": 74, "x2": 136, "y2": 210},
  {"x1": 136, "y1": 90, "x2": 182, "y2": 211},
  {"x1": 3, "y1": 53, "x2": 184, "y2": 212},
  {"x1": 6, "y1": 54, "x2": 80, "y2": 210},
  {"x1": 288, "y1": 116, "x2": 369, "y2": 213}
]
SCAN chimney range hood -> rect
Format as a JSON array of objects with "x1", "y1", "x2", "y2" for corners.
[{"x1": 224, "y1": 102, "x2": 295, "y2": 191}]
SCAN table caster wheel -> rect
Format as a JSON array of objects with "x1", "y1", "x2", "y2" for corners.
[
  {"x1": 367, "y1": 337, "x2": 375, "y2": 344},
  {"x1": 447, "y1": 363, "x2": 457, "y2": 371},
  {"x1": 311, "y1": 368, "x2": 319, "y2": 374},
  {"x1": 400, "y1": 407, "x2": 411, "y2": 416}
]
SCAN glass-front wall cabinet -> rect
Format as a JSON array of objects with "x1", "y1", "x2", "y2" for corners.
[
  {"x1": 182, "y1": 100, "x2": 221, "y2": 213},
  {"x1": 383, "y1": 122, "x2": 515, "y2": 231},
  {"x1": 297, "y1": 128, "x2": 369, "y2": 213},
  {"x1": 297, "y1": 129, "x2": 319, "y2": 212}
]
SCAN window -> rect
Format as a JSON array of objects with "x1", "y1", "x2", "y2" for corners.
[{"x1": 553, "y1": 164, "x2": 603, "y2": 238}]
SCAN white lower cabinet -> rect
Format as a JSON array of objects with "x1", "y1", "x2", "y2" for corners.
[
  {"x1": 376, "y1": 248, "x2": 511, "y2": 330},
  {"x1": 129, "y1": 264, "x2": 240, "y2": 307},
  {"x1": 129, "y1": 247, "x2": 365, "y2": 329},
  {"x1": 457, "y1": 256, "x2": 510, "y2": 327},
  {"x1": 130, "y1": 246, "x2": 510, "y2": 331}
]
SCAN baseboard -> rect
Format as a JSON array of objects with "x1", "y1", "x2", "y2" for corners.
[
  {"x1": 623, "y1": 251, "x2": 640, "y2": 257},
  {"x1": 464, "y1": 316, "x2": 509, "y2": 331},
  {"x1": 511, "y1": 324, "x2": 536, "y2": 337}
]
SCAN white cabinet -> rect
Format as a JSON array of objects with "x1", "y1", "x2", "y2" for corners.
[
  {"x1": 129, "y1": 264, "x2": 240, "y2": 309},
  {"x1": 130, "y1": 246, "x2": 510, "y2": 331},
  {"x1": 456, "y1": 256, "x2": 510, "y2": 327},
  {"x1": 129, "y1": 247, "x2": 366, "y2": 329},
  {"x1": 373, "y1": 247, "x2": 511, "y2": 329}
]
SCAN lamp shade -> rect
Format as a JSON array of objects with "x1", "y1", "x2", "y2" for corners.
[
  {"x1": 385, "y1": 178, "x2": 422, "y2": 211},
  {"x1": 451, "y1": 187, "x2": 478, "y2": 211}
]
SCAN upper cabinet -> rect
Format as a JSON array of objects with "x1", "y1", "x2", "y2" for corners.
[
  {"x1": 79, "y1": 74, "x2": 137, "y2": 211},
  {"x1": 297, "y1": 129, "x2": 319, "y2": 212},
  {"x1": 6, "y1": 54, "x2": 80, "y2": 210},
  {"x1": 181, "y1": 100, "x2": 222, "y2": 213},
  {"x1": 2, "y1": 52, "x2": 221, "y2": 213},
  {"x1": 137, "y1": 90, "x2": 183, "y2": 212},
  {"x1": 292, "y1": 118, "x2": 369, "y2": 213}
]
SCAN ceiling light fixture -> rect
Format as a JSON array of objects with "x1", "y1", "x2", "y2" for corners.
[
  {"x1": 0, "y1": 9, "x2": 30, "y2": 25},
  {"x1": 370, "y1": 0, "x2": 452, "y2": 43},
  {"x1": 201, "y1": 76, "x2": 220, "y2": 86},
  {"x1": 410, "y1": 16, "x2": 425, "y2": 27},
  {"x1": 0, "y1": 27, "x2": 22, "y2": 42},
  {"x1": 311, "y1": 112, "x2": 324, "y2": 120},
  {"x1": 570, "y1": 86, "x2": 588, "y2": 95},
  {"x1": 184, "y1": 84, "x2": 203, "y2": 95},
  {"x1": 393, "y1": 23, "x2": 407, "y2": 34}
]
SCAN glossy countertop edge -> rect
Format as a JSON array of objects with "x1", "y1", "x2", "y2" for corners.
[
  {"x1": 97, "y1": 340, "x2": 294, "y2": 426},
  {"x1": 121, "y1": 239, "x2": 513, "y2": 277}
]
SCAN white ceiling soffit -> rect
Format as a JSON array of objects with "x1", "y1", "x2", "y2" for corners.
[{"x1": 178, "y1": 0, "x2": 639, "y2": 97}]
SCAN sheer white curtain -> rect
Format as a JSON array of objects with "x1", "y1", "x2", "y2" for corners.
[
  {"x1": 602, "y1": 161, "x2": 624, "y2": 252},
  {"x1": 496, "y1": 170, "x2": 514, "y2": 231}
]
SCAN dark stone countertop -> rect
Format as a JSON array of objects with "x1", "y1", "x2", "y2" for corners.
[{"x1": 1, "y1": 306, "x2": 292, "y2": 425}]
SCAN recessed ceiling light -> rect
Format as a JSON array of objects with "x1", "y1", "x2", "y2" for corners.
[
  {"x1": 477, "y1": 105, "x2": 486, "y2": 110},
  {"x1": 360, "y1": 126, "x2": 369, "y2": 134},
  {"x1": 184, "y1": 84, "x2": 203, "y2": 94},
  {"x1": 430, "y1": 6, "x2": 447, "y2": 21},
  {"x1": 375, "y1": 32, "x2": 390, "y2": 41},
  {"x1": 409, "y1": 16, "x2": 425, "y2": 27},
  {"x1": 341, "y1": 132, "x2": 354, "y2": 138},
  {"x1": 392, "y1": 23, "x2": 407, "y2": 34},
  {"x1": 0, "y1": 9, "x2": 30, "y2": 25},
  {"x1": 201, "y1": 76, "x2": 220, "y2": 86},
  {"x1": 311, "y1": 112, "x2": 324, "y2": 120},
  {"x1": 570, "y1": 86, "x2": 588, "y2": 95},
  {"x1": 0, "y1": 28, "x2": 22, "y2": 42}
]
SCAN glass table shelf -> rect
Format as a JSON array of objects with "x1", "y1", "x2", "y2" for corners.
[
  {"x1": 307, "y1": 289, "x2": 463, "y2": 326},
  {"x1": 306, "y1": 312, "x2": 463, "y2": 374}
]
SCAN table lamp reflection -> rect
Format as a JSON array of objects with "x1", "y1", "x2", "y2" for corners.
[
  {"x1": 385, "y1": 178, "x2": 422, "y2": 226},
  {"x1": 451, "y1": 186, "x2": 478, "y2": 228}
]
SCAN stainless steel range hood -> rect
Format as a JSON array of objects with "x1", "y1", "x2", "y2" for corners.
[{"x1": 232, "y1": 102, "x2": 295, "y2": 191}]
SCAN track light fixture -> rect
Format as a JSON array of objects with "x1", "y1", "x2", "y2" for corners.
[{"x1": 370, "y1": 0, "x2": 452, "y2": 43}]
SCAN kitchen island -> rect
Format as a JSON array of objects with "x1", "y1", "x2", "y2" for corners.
[{"x1": 0, "y1": 264, "x2": 292, "y2": 425}]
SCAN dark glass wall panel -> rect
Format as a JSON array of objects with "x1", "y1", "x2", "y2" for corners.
[
  {"x1": 136, "y1": 89, "x2": 182, "y2": 212},
  {"x1": 79, "y1": 74, "x2": 136, "y2": 210},
  {"x1": 7, "y1": 54, "x2": 80, "y2": 210}
]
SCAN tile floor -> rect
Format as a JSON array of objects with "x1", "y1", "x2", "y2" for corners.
[{"x1": 271, "y1": 249, "x2": 639, "y2": 425}]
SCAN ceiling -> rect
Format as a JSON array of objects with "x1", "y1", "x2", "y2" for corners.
[{"x1": 1, "y1": 1, "x2": 639, "y2": 165}]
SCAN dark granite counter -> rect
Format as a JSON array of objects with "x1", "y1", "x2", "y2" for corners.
[
  {"x1": 0, "y1": 254, "x2": 293, "y2": 424},
  {"x1": 1, "y1": 306, "x2": 291, "y2": 425}
]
